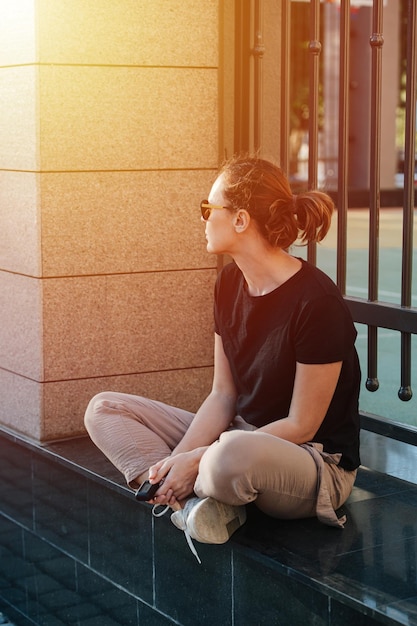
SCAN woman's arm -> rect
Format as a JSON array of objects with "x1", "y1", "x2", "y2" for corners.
[
  {"x1": 259, "y1": 361, "x2": 342, "y2": 443},
  {"x1": 148, "y1": 333, "x2": 237, "y2": 502},
  {"x1": 173, "y1": 332, "x2": 237, "y2": 454}
]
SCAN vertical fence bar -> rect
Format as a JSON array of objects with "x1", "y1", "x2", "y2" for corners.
[
  {"x1": 307, "y1": 0, "x2": 321, "y2": 266},
  {"x1": 399, "y1": 0, "x2": 417, "y2": 402},
  {"x1": 368, "y1": 0, "x2": 383, "y2": 302},
  {"x1": 234, "y1": 1, "x2": 251, "y2": 154},
  {"x1": 280, "y1": 0, "x2": 291, "y2": 173},
  {"x1": 366, "y1": 0, "x2": 384, "y2": 393},
  {"x1": 337, "y1": 0, "x2": 350, "y2": 295},
  {"x1": 253, "y1": 0, "x2": 265, "y2": 153}
]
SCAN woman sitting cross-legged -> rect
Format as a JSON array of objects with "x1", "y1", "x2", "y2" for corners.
[{"x1": 84, "y1": 155, "x2": 361, "y2": 562}]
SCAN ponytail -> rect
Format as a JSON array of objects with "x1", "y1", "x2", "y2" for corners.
[
  {"x1": 219, "y1": 155, "x2": 334, "y2": 249},
  {"x1": 293, "y1": 190, "x2": 334, "y2": 245}
]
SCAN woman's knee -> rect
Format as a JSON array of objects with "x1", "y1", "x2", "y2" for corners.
[
  {"x1": 197, "y1": 431, "x2": 254, "y2": 493},
  {"x1": 195, "y1": 431, "x2": 261, "y2": 505},
  {"x1": 84, "y1": 391, "x2": 116, "y2": 433}
]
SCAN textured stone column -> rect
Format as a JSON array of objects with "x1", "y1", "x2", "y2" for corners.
[{"x1": 0, "y1": 1, "x2": 219, "y2": 441}]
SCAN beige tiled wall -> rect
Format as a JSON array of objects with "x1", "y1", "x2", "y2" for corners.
[
  {"x1": 0, "y1": 172, "x2": 40, "y2": 276},
  {"x1": 38, "y1": 66, "x2": 218, "y2": 172},
  {"x1": 42, "y1": 271, "x2": 215, "y2": 381},
  {"x1": 0, "y1": 0, "x2": 220, "y2": 441},
  {"x1": 40, "y1": 170, "x2": 215, "y2": 276},
  {"x1": 0, "y1": 67, "x2": 38, "y2": 171},
  {"x1": 37, "y1": 0, "x2": 218, "y2": 67}
]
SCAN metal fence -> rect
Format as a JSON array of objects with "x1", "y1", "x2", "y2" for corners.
[{"x1": 235, "y1": 0, "x2": 417, "y2": 444}]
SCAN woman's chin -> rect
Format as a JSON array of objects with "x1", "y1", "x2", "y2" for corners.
[{"x1": 206, "y1": 240, "x2": 229, "y2": 256}]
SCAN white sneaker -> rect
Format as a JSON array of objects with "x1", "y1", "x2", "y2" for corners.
[{"x1": 171, "y1": 497, "x2": 246, "y2": 546}]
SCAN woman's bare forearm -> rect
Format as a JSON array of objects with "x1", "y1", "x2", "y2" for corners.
[{"x1": 172, "y1": 390, "x2": 236, "y2": 456}]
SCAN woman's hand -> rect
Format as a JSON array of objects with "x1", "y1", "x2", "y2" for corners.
[{"x1": 147, "y1": 448, "x2": 207, "y2": 506}]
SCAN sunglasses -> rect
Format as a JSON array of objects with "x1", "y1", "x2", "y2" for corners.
[{"x1": 200, "y1": 200, "x2": 229, "y2": 221}]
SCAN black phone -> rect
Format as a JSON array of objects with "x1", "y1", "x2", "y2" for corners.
[{"x1": 135, "y1": 479, "x2": 161, "y2": 501}]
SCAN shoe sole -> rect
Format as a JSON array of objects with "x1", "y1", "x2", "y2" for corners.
[{"x1": 187, "y1": 498, "x2": 246, "y2": 544}]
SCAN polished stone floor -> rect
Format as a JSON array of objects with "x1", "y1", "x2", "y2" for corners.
[
  {"x1": 1, "y1": 428, "x2": 417, "y2": 625},
  {"x1": 0, "y1": 610, "x2": 16, "y2": 625},
  {"x1": 360, "y1": 429, "x2": 417, "y2": 484},
  {"x1": 43, "y1": 430, "x2": 417, "y2": 624}
]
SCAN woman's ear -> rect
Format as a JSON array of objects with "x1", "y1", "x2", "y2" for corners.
[{"x1": 233, "y1": 209, "x2": 251, "y2": 233}]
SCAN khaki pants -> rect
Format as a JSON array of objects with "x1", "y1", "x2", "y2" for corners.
[{"x1": 84, "y1": 391, "x2": 356, "y2": 527}]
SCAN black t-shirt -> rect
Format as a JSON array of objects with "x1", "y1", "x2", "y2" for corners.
[{"x1": 214, "y1": 260, "x2": 361, "y2": 470}]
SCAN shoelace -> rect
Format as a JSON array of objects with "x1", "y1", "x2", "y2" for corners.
[
  {"x1": 152, "y1": 504, "x2": 202, "y2": 565},
  {"x1": 151, "y1": 503, "x2": 170, "y2": 517}
]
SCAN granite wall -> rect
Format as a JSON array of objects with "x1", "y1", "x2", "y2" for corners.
[{"x1": 0, "y1": 0, "x2": 221, "y2": 441}]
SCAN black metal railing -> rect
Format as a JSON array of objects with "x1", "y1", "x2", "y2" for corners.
[
  {"x1": 235, "y1": 0, "x2": 417, "y2": 444},
  {"x1": 284, "y1": 0, "x2": 417, "y2": 443}
]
